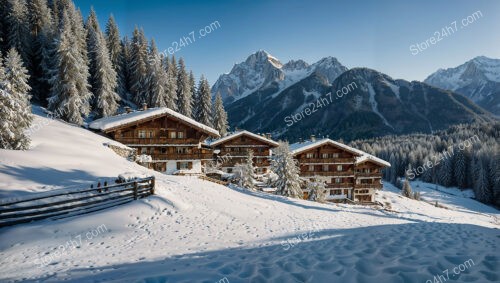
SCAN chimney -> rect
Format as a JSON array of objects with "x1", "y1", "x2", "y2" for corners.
[
  {"x1": 310, "y1": 135, "x2": 316, "y2": 142},
  {"x1": 299, "y1": 137, "x2": 303, "y2": 143},
  {"x1": 266, "y1": 133, "x2": 271, "y2": 139},
  {"x1": 142, "y1": 103, "x2": 148, "y2": 111},
  {"x1": 124, "y1": 106, "x2": 132, "y2": 113}
]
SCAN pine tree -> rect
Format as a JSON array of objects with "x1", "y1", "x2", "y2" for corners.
[
  {"x1": 0, "y1": 48, "x2": 33, "y2": 149},
  {"x1": 163, "y1": 55, "x2": 177, "y2": 110},
  {"x1": 307, "y1": 181, "x2": 326, "y2": 202},
  {"x1": 402, "y1": 179, "x2": 413, "y2": 198},
  {"x1": 86, "y1": 9, "x2": 119, "y2": 117},
  {"x1": 213, "y1": 92, "x2": 228, "y2": 135},
  {"x1": 105, "y1": 15, "x2": 126, "y2": 98},
  {"x1": 438, "y1": 156, "x2": 453, "y2": 187},
  {"x1": 5, "y1": 0, "x2": 31, "y2": 69},
  {"x1": 271, "y1": 142, "x2": 303, "y2": 198},
  {"x1": 120, "y1": 36, "x2": 131, "y2": 99},
  {"x1": 148, "y1": 39, "x2": 169, "y2": 107},
  {"x1": 454, "y1": 149, "x2": 468, "y2": 188},
  {"x1": 176, "y1": 57, "x2": 192, "y2": 116},
  {"x1": 27, "y1": 0, "x2": 53, "y2": 102},
  {"x1": 237, "y1": 149, "x2": 255, "y2": 189},
  {"x1": 189, "y1": 70, "x2": 196, "y2": 112},
  {"x1": 47, "y1": 11, "x2": 92, "y2": 125},
  {"x1": 129, "y1": 27, "x2": 148, "y2": 106},
  {"x1": 196, "y1": 75, "x2": 213, "y2": 126}
]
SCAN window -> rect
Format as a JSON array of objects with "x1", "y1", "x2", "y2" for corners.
[
  {"x1": 148, "y1": 131, "x2": 154, "y2": 138},
  {"x1": 169, "y1": 131, "x2": 177, "y2": 139},
  {"x1": 306, "y1": 153, "x2": 314, "y2": 158},
  {"x1": 308, "y1": 165, "x2": 315, "y2": 171},
  {"x1": 322, "y1": 164, "x2": 329, "y2": 171},
  {"x1": 335, "y1": 178, "x2": 341, "y2": 183},
  {"x1": 177, "y1": 131, "x2": 184, "y2": 139},
  {"x1": 322, "y1": 153, "x2": 328, "y2": 158},
  {"x1": 141, "y1": 147, "x2": 147, "y2": 154},
  {"x1": 332, "y1": 153, "x2": 339, "y2": 158},
  {"x1": 176, "y1": 161, "x2": 192, "y2": 170},
  {"x1": 227, "y1": 168, "x2": 233, "y2": 173},
  {"x1": 161, "y1": 148, "x2": 167, "y2": 153},
  {"x1": 138, "y1": 130, "x2": 146, "y2": 138},
  {"x1": 176, "y1": 147, "x2": 190, "y2": 154},
  {"x1": 337, "y1": 165, "x2": 343, "y2": 171}
]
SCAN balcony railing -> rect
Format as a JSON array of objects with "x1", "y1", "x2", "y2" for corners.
[
  {"x1": 354, "y1": 183, "x2": 382, "y2": 189},
  {"x1": 299, "y1": 158, "x2": 353, "y2": 164},
  {"x1": 355, "y1": 172, "x2": 382, "y2": 177},
  {"x1": 300, "y1": 171, "x2": 354, "y2": 177},
  {"x1": 326, "y1": 183, "x2": 354, "y2": 188},
  {"x1": 149, "y1": 153, "x2": 214, "y2": 160},
  {"x1": 117, "y1": 137, "x2": 201, "y2": 145}
]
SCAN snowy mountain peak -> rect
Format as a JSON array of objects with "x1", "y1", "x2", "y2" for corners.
[
  {"x1": 212, "y1": 52, "x2": 348, "y2": 103},
  {"x1": 424, "y1": 56, "x2": 500, "y2": 115}
]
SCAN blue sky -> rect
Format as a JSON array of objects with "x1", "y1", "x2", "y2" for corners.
[{"x1": 74, "y1": 0, "x2": 500, "y2": 84}]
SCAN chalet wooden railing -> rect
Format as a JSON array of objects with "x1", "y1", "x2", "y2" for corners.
[
  {"x1": 117, "y1": 137, "x2": 201, "y2": 145},
  {"x1": 300, "y1": 171, "x2": 355, "y2": 177},
  {"x1": 355, "y1": 172, "x2": 382, "y2": 177},
  {"x1": 354, "y1": 183, "x2": 383, "y2": 189},
  {"x1": 151, "y1": 153, "x2": 213, "y2": 160},
  {"x1": 0, "y1": 177, "x2": 155, "y2": 228},
  {"x1": 299, "y1": 158, "x2": 353, "y2": 164}
]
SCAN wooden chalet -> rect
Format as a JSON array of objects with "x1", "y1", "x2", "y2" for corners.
[
  {"x1": 209, "y1": 130, "x2": 279, "y2": 174},
  {"x1": 89, "y1": 106, "x2": 220, "y2": 174},
  {"x1": 290, "y1": 136, "x2": 390, "y2": 203}
]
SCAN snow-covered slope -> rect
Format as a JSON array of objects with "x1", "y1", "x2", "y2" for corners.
[
  {"x1": 0, "y1": 108, "x2": 498, "y2": 282},
  {"x1": 425, "y1": 56, "x2": 500, "y2": 115},
  {"x1": 211, "y1": 50, "x2": 347, "y2": 103}
]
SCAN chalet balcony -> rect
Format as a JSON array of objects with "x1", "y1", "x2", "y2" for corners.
[
  {"x1": 326, "y1": 183, "x2": 354, "y2": 188},
  {"x1": 355, "y1": 183, "x2": 383, "y2": 189},
  {"x1": 217, "y1": 151, "x2": 270, "y2": 158},
  {"x1": 299, "y1": 158, "x2": 353, "y2": 164},
  {"x1": 300, "y1": 170, "x2": 354, "y2": 177},
  {"x1": 150, "y1": 153, "x2": 214, "y2": 160},
  {"x1": 117, "y1": 137, "x2": 201, "y2": 145},
  {"x1": 355, "y1": 172, "x2": 382, "y2": 177}
]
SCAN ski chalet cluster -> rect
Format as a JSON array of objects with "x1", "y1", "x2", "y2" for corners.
[{"x1": 90, "y1": 106, "x2": 391, "y2": 203}]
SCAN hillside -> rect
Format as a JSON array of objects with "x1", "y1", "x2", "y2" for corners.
[{"x1": 0, "y1": 108, "x2": 498, "y2": 282}]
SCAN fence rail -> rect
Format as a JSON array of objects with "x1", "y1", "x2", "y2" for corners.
[{"x1": 0, "y1": 176, "x2": 155, "y2": 228}]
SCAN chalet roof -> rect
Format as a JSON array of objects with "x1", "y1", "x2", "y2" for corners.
[
  {"x1": 88, "y1": 107, "x2": 220, "y2": 137},
  {"x1": 289, "y1": 138, "x2": 390, "y2": 168},
  {"x1": 355, "y1": 154, "x2": 391, "y2": 167},
  {"x1": 290, "y1": 138, "x2": 365, "y2": 156},
  {"x1": 209, "y1": 130, "x2": 279, "y2": 147}
]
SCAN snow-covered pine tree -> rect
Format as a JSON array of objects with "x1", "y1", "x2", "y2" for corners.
[
  {"x1": 307, "y1": 181, "x2": 326, "y2": 202},
  {"x1": 196, "y1": 75, "x2": 213, "y2": 126},
  {"x1": 47, "y1": 11, "x2": 92, "y2": 125},
  {"x1": 454, "y1": 149, "x2": 468, "y2": 188},
  {"x1": 489, "y1": 153, "x2": 500, "y2": 206},
  {"x1": 163, "y1": 55, "x2": 177, "y2": 110},
  {"x1": 237, "y1": 149, "x2": 256, "y2": 189},
  {"x1": 148, "y1": 39, "x2": 169, "y2": 108},
  {"x1": 120, "y1": 36, "x2": 132, "y2": 99},
  {"x1": 0, "y1": 48, "x2": 33, "y2": 149},
  {"x1": 27, "y1": 0, "x2": 53, "y2": 102},
  {"x1": 189, "y1": 70, "x2": 196, "y2": 113},
  {"x1": 129, "y1": 27, "x2": 149, "y2": 106},
  {"x1": 438, "y1": 156, "x2": 453, "y2": 187},
  {"x1": 176, "y1": 57, "x2": 192, "y2": 116},
  {"x1": 271, "y1": 142, "x2": 303, "y2": 198},
  {"x1": 5, "y1": 0, "x2": 31, "y2": 70},
  {"x1": 86, "y1": 9, "x2": 119, "y2": 118},
  {"x1": 401, "y1": 179, "x2": 412, "y2": 198},
  {"x1": 213, "y1": 92, "x2": 228, "y2": 136},
  {"x1": 105, "y1": 15, "x2": 127, "y2": 99}
]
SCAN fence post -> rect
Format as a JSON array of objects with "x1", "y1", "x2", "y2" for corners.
[
  {"x1": 133, "y1": 181, "x2": 138, "y2": 200},
  {"x1": 150, "y1": 177, "x2": 155, "y2": 195}
]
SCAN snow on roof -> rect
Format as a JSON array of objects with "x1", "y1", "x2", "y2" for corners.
[
  {"x1": 355, "y1": 154, "x2": 391, "y2": 167},
  {"x1": 209, "y1": 130, "x2": 279, "y2": 147},
  {"x1": 290, "y1": 138, "x2": 365, "y2": 156},
  {"x1": 290, "y1": 138, "x2": 390, "y2": 168},
  {"x1": 89, "y1": 107, "x2": 220, "y2": 137}
]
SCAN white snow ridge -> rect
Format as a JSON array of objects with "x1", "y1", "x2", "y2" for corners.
[{"x1": 0, "y1": 109, "x2": 499, "y2": 283}]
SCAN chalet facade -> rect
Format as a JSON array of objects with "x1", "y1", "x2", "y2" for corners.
[
  {"x1": 89, "y1": 107, "x2": 220, "y2": 174},
  {"x1": 290, "y1": 137, "x2": 390, "y2": 203},
  {"x1": 209, "y1": 130, "x2": 279, "y2": 174}
]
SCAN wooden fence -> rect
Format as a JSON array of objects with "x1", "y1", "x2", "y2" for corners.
[{"x1": 0, "y1": 176, "x2": 155, "y2": 228}]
